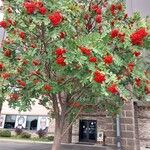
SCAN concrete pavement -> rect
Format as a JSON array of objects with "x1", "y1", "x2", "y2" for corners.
[{"x1": 0, "y1": 141, "x2": 113, "y2": 150}]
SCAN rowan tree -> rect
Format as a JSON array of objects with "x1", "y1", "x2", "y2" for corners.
[{"x1": 0, "y1": 0, "x2": 150, "y2": 150}]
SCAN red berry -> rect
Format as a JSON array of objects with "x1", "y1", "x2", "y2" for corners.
[
  {"x1": 56, "y1": 57, "x2": 66, "y2": 66},
  {"x1": 95, "y1": 15, "x2": 102, "y2": 23},
  {"x1": 22, "y1": 59, "x2": 28, "y2": 65},
  {"x1": 128, "y1": 63, "x2": 135, "y2": 72},
  {"x1": 31, "y1": 70, "x2": 41, "y2": 76},
  {"x1": 1, "y1": 72, "x2": 10, "y2": 80},
  {"x1": 7, "y1": 7, "x2": 13, "y2": 13},
  {"x1": 110, "y1": 4, "x2": 116, "y2": 15},
  {"x1": 135, "y1": 78, "x2": 141, "y2": 87},
  {"x1": 32, "y1": 60, "x2": 41, "y2": 66},
  {"x1": 55, "y1": 48, "x2": 66, "y2": 56},
  {"x1": 48, "y1": 11, "x2": 63, "y2": 27},
  {"x1": 0, "y1": 21, "x2": 8, "y2": 29},
  {"x1": 79, "y1": 46, "x2": 92, "y2": 56},
  {"x1": 0, "y1": 63, "x2": 4, "y2": 70},
  {"x1": 93, "y1": 71, "x2": 106, "y2": 84},
  {"x1": 107, "y1": 84, "x2": 118, "y2": 94},
  {"x1": 83, "y1": 14, "x2": 90, "y2": 20},
  {"x1": 89, "y1": 57, "x2": 97, "y2": 63},
  {"x1": 117, "y1": 3, "x2": 123, "y2": 11},
  {"x1": 39, "y1": 7, "x2": 47, "y2": 15},
  {"x1": 17, "y1": 80, "x2": 26, "y2": 87},
  {"x1": 19, "y1": 32, "x2": 26, "y2": 39},
  {"x1": 23, "y1": 2, "x2": 36, "y2": 14},
  {"x1": 110, "y1": 29, "x2": 119, "y2": 39},
  {"x1": 10, "y1": 93, "x2": 19, "y2": 101},
  {"x1": 59, "y1": 32, "x2": 66, "y2": 39},
  {"x1": 103, "y1": 55, "x2": 113, "y2": 65},
  {"x1": 43, "y1": 84, "x2": 52, "y2": 91},
  {"x1": 96, "y1": 7, "x2": 102, "y2": 15},
  {"x1": 3, "y1": 50, "x2": 12, "y2": 57},
  {"x1": 134, "y1": 51, "x2": 141, "y2": 57}
]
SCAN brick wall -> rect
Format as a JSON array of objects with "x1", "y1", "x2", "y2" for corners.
[
  {"x1": 138, "y1": 106, "x2": 150, "y2": 148},
  {"x1": 118, "y1": 102, "x2": 139, "y2": 150},
  {"x1": 63, "y1": 102, "x2": 140, "y2": 150}
]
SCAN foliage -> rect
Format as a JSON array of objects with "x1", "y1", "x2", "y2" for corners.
[
  {"x1": 0, "y1": 0, "x2": 150, "y2": 141},
  {"x1": 46, "y1": 135, "x2": 54, "y2": 141},
  {"x1": 20, "y1": 132, "x2": 31, "y2": 139},
  {"x1": 0, "y1": 130, "x2": 11, "y2": 137},
  {"x1": 36, "y1": 129, "x2": 47, "y2": 138},
  {"x1": 15, "y1": 127, "x2": 23, "y2": 135}
]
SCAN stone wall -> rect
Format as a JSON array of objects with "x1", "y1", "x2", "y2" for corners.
[
  {"x1": 137, "y1": 106, "x2": 150, "y2": 148},
  {"x1": 71, "y1": 102, "x2": 140, "y2": 150},
  {"x1": 119, "y1": 102, "x2": 138, "y2": 150}
]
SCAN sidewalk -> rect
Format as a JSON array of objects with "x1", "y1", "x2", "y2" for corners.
[{"x1": 0, "y1": 138, "x2": 114, "y2": 150}]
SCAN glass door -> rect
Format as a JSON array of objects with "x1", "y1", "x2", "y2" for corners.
[{"x1": 79, "y1": 120, "x2": 97, "y2": 143}]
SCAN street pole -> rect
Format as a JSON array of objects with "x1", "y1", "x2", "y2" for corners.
[{"x1": 116, "y1": 114, "x2": 122, "y2": 150}]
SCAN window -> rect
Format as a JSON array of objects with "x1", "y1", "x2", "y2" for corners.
[
  {"x1": 4, "y1": 115, "x2": 16, "y2": 129},
  {"x1": 26, "y1": 116, "x2": 38, "y2": 131}
]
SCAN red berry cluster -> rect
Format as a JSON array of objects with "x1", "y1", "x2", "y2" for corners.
[
  {"x1": 16, "y1": 79, "x2": 26, "y2": 88},
  {"x1": 90, "y1": 5, "x2": 102, "y2": 24},
  {"x1": 3, "y1": 49, "x2": 12, "y2": 57},
  {"x1": 32, "y1": 59, "x2": 41, "y2": 66},
  {"x1": 0, "y1": 21, "x2": 8, "y2": 29},
  {"x1": 110, "y1": 29, "x2": 125, "y2": 42},
  {"x1": 103, "y1": 55, "x2": 113, "y2": 65},
  {"x1": 93, "y1": 71, "x2": 106, "y2": 84},
  {"x1": 43, "y1": 84, "x2": 52, "y2": 92},
  {"x1": 127, "y1": 62, "x2": 135, "y2": 72},
  {"x1": 84, "y1": 4, "x2": 102, "y2": 31},
  {"x1": 55, "y1": 48, "x2": 66, "y2": 66},
  {"x1": 110, "y1": 3, "x2": 123, "y2": 16},
  {"x1": 10, "y1": 93, "x2": 19, "y2": 101},
  {"x1": 79, "y1": 46, "x2": 91, "y2": 56},
  {"x1": 79, "y1": 46, "x2": 97, "y2": 63},
  {"x1": 19, "y1": 32, "x2": 26, "y2": 40},
  {"x1": 48, "y1": 11, "x2": 63, "y2": 27},
  {"x1": 107, "y1": 84, "x2": 118, "y2": 94},
  {"x1": 135, "y1": 78, "x2": 141, "y2": 87},
  {"x1": 133, "y1": 51, "x2": 141, "y2": 57},
  {"x1": 0, "y1": 19, "x2": 14, "y2": 29},
  {"x1": 130, "y1": 28, "x2": 148, "y2": 46},
  {"x1": 23, "y1": 1, "x2": 47, "y2": 15},
  {"x1": 1, "y1": 72, "x2": 10, "y2": 80}
]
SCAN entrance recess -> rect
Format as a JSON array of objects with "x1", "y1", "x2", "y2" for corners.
[{"x1": 79, "y1": 120, "x2": 97, "y2": 143}]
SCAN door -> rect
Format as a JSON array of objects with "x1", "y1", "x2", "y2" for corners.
[{"x1": 79, "y1": 120, "x2": 97, "y2": 143}]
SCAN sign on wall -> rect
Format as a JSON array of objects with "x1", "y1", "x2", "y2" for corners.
[
  {"x1": 97, "y1": 131, "x2": 104, "y2": 142},
  {"x1": 0, "y1": 115, "x2": 6, "y2": 129},
  {"x1": 15, "y1": 115, "x2": 27, "y2": 129},
  {"x1": 37, "y1": 116, "x2": 50, "y2": 131}
]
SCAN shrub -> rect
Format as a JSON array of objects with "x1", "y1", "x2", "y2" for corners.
[
  {"x1": 0, "y1": 130, "x2": 11, "y2": 137},
  {"x1": 15, "y1": 128, "x2": 23, "y2": 135},
  {"x1": 46, "y1": 136, "x2": 54, "y2": 141},
  {"x1": 36, "y1": 129, "x2": 47, "y2": 138},
  {"x1": 20, "y1": 132, "x2": 31, "y2": 139}
]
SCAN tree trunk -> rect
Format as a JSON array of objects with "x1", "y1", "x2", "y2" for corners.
[
  {"x1": 52, "y1": 130, "x2": 62, "y2": 150},
  {"x1": 52, "y1": 119, "x2": 63, "y2": 150}
]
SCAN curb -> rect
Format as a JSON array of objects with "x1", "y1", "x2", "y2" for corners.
[{"x1": 0, "y1": 138, "x2": 53, "y2": 144}]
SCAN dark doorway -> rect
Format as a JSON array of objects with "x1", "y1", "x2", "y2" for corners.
[{"x1": 79, "y1": 120, "x2": 97, "y2": 143}]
